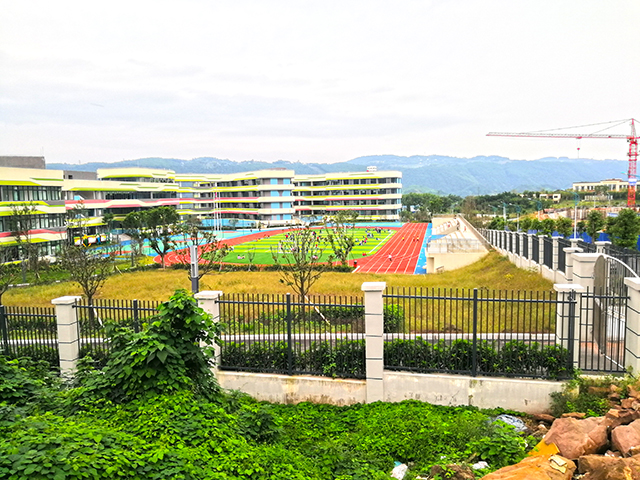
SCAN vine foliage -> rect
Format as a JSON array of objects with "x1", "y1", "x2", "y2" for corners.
[{"x1": 79, "y1": 289, "x2": 221, "y2": 404}]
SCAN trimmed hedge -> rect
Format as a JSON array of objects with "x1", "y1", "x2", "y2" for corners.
[{"x1": 222, "y1": 339, "x2": 572, "y2": 380}]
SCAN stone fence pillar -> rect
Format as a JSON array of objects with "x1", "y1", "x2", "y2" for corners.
[
  {"x1": 194, "y1": 290, "x2": 224, "y2": 370},
  {"x1": 362, "y1": 282, "x2": 386, "y2": 403},
  {"x1": 563, "y1": 247, "x2": 583, "y2": 283},
  {"x1": 553, "y1": 284, "x2": 585, "y2": 370},
  {"x1": 52, "y1": 295, "x2": 81, "y2": 376}
]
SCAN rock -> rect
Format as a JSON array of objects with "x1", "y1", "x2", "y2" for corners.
[
  {"x1": 605, "y1": 450, "x2": 622, "y2": 457},
  {"x1": 628, "y1": 384, "x2": 640, "y2": 398},
  {"x1": 610, "y1": 384, "x2": 622, "y2": 394},
  {"x1": 533, "y1": 413, "x2": 556, "y2": 424},
  {"x1": 609, "y1": 393, "x2": 622, "y2": 401},
  {"x1": 578, "y1": 454, "x2": 640, "y2": 479},
  {"x1": 612, "y1": 420, "x2": 640, "y2": 456},
  {"x1": 480, "y1": 455, "x2": 575, "y2": 480},
  {"x1": 604, "y1": 409, "x2": 640, "y2": 430},
  {"x1": 622, "y1": 398, "x2": 640, "y2": 410},
  {"x1": 544, "y1": 417, "x2": 609, "y2": 460},
  {"x1": 429, "y1": 464, "x2": 474, "y2": 480},
  {"x1": 561, "y1": 412, "x2": 586, "y2": 419},
  {"x1": 532, "y1": 424, "x2": 548, "y2": 439}
]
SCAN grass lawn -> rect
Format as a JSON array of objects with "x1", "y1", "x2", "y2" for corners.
[
  {"x1": 4, "y1": 251, "x2": 553, "y2": 308},
  {"x1": 222, "y1": 227, "x2": 395, "y2": 265}
]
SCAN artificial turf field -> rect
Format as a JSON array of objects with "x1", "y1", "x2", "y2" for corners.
[{"x1": 221, "y1": 227, "x2": 397, "y2": 265}]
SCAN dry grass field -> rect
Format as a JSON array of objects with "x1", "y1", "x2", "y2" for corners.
[{"x1": 4, "y1": 251, "x2": 553, "y2": 308}]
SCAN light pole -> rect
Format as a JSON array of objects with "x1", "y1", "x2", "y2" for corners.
[
  {"x1": 515, "y1": 205, "x2": 521, "y2": 232},
  {"x1": 573, "y1": 192, "x2": 579, "y2": 239}
]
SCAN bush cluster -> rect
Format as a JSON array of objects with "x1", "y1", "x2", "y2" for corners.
[{"x1": 222, "y1": 338, "x2": 572, "y2": 380}]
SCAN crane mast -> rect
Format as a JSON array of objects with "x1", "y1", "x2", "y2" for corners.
[{"x1": 488, "y1": 119, "x2": 639, "y2": 207}]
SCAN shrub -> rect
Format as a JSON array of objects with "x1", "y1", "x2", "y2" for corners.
[
  {"x1": 77, "y1": 289, "x2": 221, "y2": 404},
  {"x1": 383, "y1": 304, "x2": 404, "y2": 333}
]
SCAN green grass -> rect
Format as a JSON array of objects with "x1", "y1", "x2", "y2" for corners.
[
  {"x1": 222, "y1": 227, "x2": 396, "y2": 265},
  {"x1": 3, "y1": 251, "x2": 554, "y2": 308}
]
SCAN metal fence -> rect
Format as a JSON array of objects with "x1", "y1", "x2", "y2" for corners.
[
  {"x1": 0, "y1": 305, "x2": 58, "y2": 366},
  {"x1": 532, "y1": 235, "x2": 539, "y2": 263},
  {"x1": 543, "y1": 237, "x2": 553, "y2": 268},
  {"x1": 382, "y1": 287, "x2": 571, "y2": 379},
  {"x1": 217, "y1": 293, "x2": 366, "y2": 378},
  {"x1": 558, "y1": 238, "x2": 570, "y2": 274},
  {"x1": 75, "y1": 299, "x2": 161, "y2": 365}
]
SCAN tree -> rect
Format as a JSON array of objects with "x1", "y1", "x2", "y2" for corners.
[
  {"x1": 0, "y1": 246, "x2": 19, "y2": 304},
  {"x1": 540, "y1": 218, "x2": 556, "y2": 236},
  {"x1": 555, "y1": 217, "x2": 573, "y2": 238},
  {"x1": 246, "y1": 246, "x2": 257, "y2": 271},
  {"x1": 608, "y1": 208, "x2": 640, "y2": 249},
  {"x1": 59, "y1": 245, "x2": 115, "y2": 306},
  {"x1": 586, "y1": 210, "x2": 606, "y2": 242},
  {"x1": 121, "y1": 211, "x2": 145, "y2": 267},
  {"x1": 123, "y1": 207, "x2": 180, "y2": 268},
  {"x1": 271, "y1": 226, "x2": 333, "y2": 309},
  {"x1": 7, "y1": 203, "x2": 41, "y2": 279},
  {"x1": 325, "y1": 211, "x2": 358, "y2": 266},
  {"x1": 174, "y1": 220, "x2": 230, "y2": 292}
]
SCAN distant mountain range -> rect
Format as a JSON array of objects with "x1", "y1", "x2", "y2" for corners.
[{"x1": 48, "y1": 155, "x2": 628, "y2": 197}]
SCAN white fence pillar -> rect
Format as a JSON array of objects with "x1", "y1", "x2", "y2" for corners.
[
  {"x1": 538, "y1": 235, "x2": 545, "y2": 268},
  {"x1": 362, "y1": 282, "x2": 386, "y2": 403},
  {"x1": 527, "y1": 233, "x2": 533, "y2": 262},
  {"x1": 194, "y1": 290, "x2": 224, "y2": 370},
  {"x1": 595, "y1": 241, "x2": 610, "y2": 254},
  {"x1": 563, "y1": 247, "x2": 583, "y2": 283},
  {"x1": 553, "y1": 284, "x2": 585, "y2": 370},
  {"x1": 624, "y1": 278, "x2": 640, "y2": 372},
  {"x1": 52, "y1": 295, "x2": 81, "y2": 376},
  {"x1": 572, "y1": 253, "x2": 599, "y2": 291},
  {"x1": 552, "y1": 236, "x2": 561, "y2": 271}
]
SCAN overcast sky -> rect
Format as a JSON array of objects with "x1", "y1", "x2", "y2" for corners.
[{"x1": 1, "y1": 1, "x2": 639, "y2": 165}]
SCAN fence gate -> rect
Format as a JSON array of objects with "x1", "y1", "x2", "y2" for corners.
[{"x1": 578, "y1": 255, "x2": 628, "y2": 373}]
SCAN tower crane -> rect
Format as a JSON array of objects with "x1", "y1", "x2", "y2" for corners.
[{"x1": 487, "y1": 118, "x2": 639, "y2": 207}]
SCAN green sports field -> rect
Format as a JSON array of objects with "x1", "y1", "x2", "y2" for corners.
[{"x1": 222, "y1": 228, "x2": 396, "y2": 265}]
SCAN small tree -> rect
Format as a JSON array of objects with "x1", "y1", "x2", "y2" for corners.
[
  {"x1": 271, "y1": 226, "x2": 333, "y2": 314},
  {"x1": 123, "y1": 207, "x2": 180, "y2": 268},
  {"x1": 325, "y1": 211, "x2": 358, "y2": 266},
  {"x1": 59, "y1": 244, "x2": 115, "y2": 306},
  {"x1": 555, "y1": 217, "x2": 573, "y2": 238},
  {"x1": 247, "y1": 246, "x2": 257, "y2": 271},
  {"x1": 122, "y1": 211, "x2": 145, "y2": 266},
  {"x1": 174, "y1": 221, "x2": 230, "y2": 292},
  {"x1": 7, "y1": 203, "x2": 41, "y2": 279},
  {"x1": 586, "y1": 209, "x2": 606, "y2": 243},
  {"x1": 608, "y1": 208, "x2": 640, "y2": 249},
  {"x1": 0, "y1": 246, "x2": 19, "y2": 304}
]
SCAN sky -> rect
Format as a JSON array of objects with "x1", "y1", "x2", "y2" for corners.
[{"x1": 1, "y1": 0, "x2": 639, "y2": 165}]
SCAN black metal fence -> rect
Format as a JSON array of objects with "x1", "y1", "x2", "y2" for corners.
[
  {"x1": 75, "y1": 299, "x2": 161, "y2": 366},
  {"x1": 543, "y1": 237, "x2": 553, "y2": 268},
  {"x1": 532, "y1": 235, "x2": 539, "y2": 263},
  {"x1": 382, "y1": 287, "x2": 572, "y2": 379},
  {"x1": 558, "y1": 238, "x2": 570, "y2": 273},
  {"x1": 0, "y1": 305, "x2": 58, "y2": 366},
  {"x1": 218, "y1": 293, "x2": 366, "y2": 378}
]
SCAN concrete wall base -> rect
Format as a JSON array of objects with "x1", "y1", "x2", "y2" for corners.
[
  {"x1": 217, "y1": 370, "x2": 564, "y2": 413},
  {"x1": 217, "y1": 371, "x2": 367, "y2": 406},
  {"x1": 384, "y1": 371, "x2": 564, "y2": 414}
]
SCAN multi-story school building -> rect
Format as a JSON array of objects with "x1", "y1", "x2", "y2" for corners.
[{"x1": 0, "y1": 157, "x2": 402, "y2": 259}]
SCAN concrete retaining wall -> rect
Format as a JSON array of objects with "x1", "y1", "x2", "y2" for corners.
[{"x1": 217, "y1": 370, "x2": 563, "y2": 413}]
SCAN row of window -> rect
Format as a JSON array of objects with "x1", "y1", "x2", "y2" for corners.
[
  {"x1": 295, "y1": 178, "x2": 400, "y2": 187},
  {"x1": 104, "y1": 192, "x2": 178, "y2": 200},
  {"x1": 0, "y1": 213, "x2": 66, "y2": 232},
  {"x1": 0, "y1": 186, "x2": 62, "y2": 202}
]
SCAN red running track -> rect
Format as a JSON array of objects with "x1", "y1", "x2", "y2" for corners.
[{"x1": 353, "y1": 223, "x2": 428, "y2": 274}]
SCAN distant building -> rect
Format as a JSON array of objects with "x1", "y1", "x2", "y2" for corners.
[
  {"x1": 572, "y1": 178, "x2": 628, "y2": 192},
  {"x1": 0, "y1": 158, "x2": 402, "y2": 261}
]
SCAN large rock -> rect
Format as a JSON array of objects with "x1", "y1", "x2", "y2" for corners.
[
  {"x1": 578, "y1": 454, "x2": 640, "y2": 479},
  {"x1": 544, "y1": 417, "x2": 609, "y2": 460},
  {"x1": 604, "y1": 408, "x2": 640, "y2": 430},
  {"x1": 612, "y1": 419, "x2": 640, "y2": 456},
  {"x1": 480, "y1": 455, "x2": 575, "y2": 480}
]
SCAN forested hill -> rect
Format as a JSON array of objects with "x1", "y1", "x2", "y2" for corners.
[{"x1": 48, "y1": 155, "x2": 627, "y2": 197}]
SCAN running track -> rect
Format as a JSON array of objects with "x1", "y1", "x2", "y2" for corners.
[
  {"x1": 159, "y1": 224, "x2": 428, "y2": 275},
  {"x1": 352, "y1": 223, "x2": 428, "y2": 274}
]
